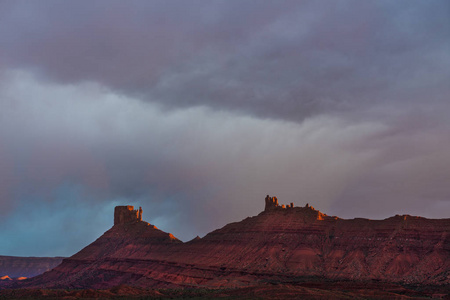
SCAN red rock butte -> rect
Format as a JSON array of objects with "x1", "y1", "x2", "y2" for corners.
[
  {"x1": 114, "y1": 205, "x2": 143, "y2": 225},
  {"x1": 13, "y1": 195, "x2": 450, "y2": 291}
]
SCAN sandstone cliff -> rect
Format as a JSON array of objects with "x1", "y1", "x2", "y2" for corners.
[
  {"x1": 114, "y1": 205, "x2": 142, "y2": 225},
  {"x1": 16, "y1": 200, "x2": 450, "y2": 290}
]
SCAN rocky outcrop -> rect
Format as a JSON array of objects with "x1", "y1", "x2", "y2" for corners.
[
  {"x1": 264, "y1": 195, "x2": 279, "y2": 210},
  {"x1": 0, "y1": 256, "x2": 64, "y2": 278},
  {"x1": 114, "y1": 205, "x2": 142, "y2": 225},
  {"x1": 265, "y1": 195, "x2": 295, "y2": 210},
  {"x1": 17, "y1": 197, "x2": 450, "y2": 290}
]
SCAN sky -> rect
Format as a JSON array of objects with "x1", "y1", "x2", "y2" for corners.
[{"x1": 0, "y1": 0, "x2": 449, "y2": 257}]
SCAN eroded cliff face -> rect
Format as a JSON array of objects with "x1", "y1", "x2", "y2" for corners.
[
  {"x1": 114, "y1": 205, "x2": 142, "y2": 225},
  {"x1": 17, "y1": 198, "x2": 450, "y2": 289}
]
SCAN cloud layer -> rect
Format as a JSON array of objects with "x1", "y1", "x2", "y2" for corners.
[
  {"x1": 0, "y1": 1, "x2": 449, "y2": 256},
  {"x1": 2, "y1": 1, "x2": 449, "y2": 120}
]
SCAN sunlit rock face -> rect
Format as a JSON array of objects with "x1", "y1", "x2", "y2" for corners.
[
  {"x1": 114, "y1": 206, "x2": 142, "y2": 225},
  {"x1": 17, "y1": 198, "x2": 450, "y2": 290},
  {"x1": 264, "y1": 195, "x2": 280, "y2": 210}
]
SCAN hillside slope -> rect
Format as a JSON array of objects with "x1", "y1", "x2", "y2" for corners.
[{"x1": 17, "y1": 198, "x2": 450, "y2": 289}]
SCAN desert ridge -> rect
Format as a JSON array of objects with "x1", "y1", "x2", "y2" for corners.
[{"x1": 12, "y1": 196, "x2": 450, "y2": 290}]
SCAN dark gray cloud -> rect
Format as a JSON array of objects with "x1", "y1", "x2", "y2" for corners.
[
  {"x1": 0, "y1": 1, "x2": 449, "y2": 256},
  {"x1": 1, "y1": 0, "x2": 449, "y2": 120}
]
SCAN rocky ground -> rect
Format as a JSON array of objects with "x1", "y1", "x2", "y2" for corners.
[{"x1": 1, "y1": 280, "x2": 449, "y2": 299}]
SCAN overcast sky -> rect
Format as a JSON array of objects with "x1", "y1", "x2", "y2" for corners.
[{"x1": 0, "y1": 0, "x2": 449, "y2": 257}]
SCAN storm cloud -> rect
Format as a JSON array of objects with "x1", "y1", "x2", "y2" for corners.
[{"x1": 0, "y1": 0, "x2": 449, "y2": 256}]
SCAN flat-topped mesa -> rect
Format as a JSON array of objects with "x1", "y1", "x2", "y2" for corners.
[{"x1": 114, "y1": 205, "x2": 143, "y2": 225}]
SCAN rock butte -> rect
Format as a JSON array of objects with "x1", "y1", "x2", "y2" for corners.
[{"x1": 13, "y1": 196, "x2": 450, "y2": 290}]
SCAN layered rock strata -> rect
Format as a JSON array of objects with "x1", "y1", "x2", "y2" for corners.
[{"x1": 17, "y1": 198, "x2": 450, "y2": 289}]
